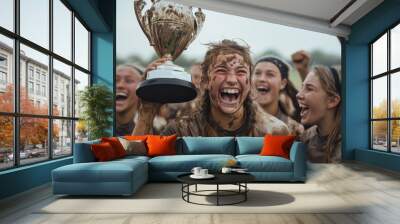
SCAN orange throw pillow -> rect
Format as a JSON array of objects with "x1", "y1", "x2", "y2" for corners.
[
  {"x1": 101, "y1": 137, "x2": 126, "y2": 158},
  {"x1": 260, "y1": 135, "x2": 296, "y2": 159},
  {"x1": 146, "y1": 135, "x2": 177, "y2": 157},
  {"x1": 124, "y1": 135, "x2": 148, "y2": 141},
  {"x1": 91, "y1": 142, "x2": 117, "y2": 161}
]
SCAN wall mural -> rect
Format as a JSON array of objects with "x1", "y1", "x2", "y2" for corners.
[{"x1": 116, "y1": 1, "x2": 342, "y2": 163}]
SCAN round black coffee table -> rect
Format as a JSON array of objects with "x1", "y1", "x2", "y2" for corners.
[{"x1": 177, "y1": 173, "x2": 255, "y2": 206}]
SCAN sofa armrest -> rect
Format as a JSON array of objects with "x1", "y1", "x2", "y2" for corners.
[
  {"x1": 73, "y1": 140, "x2": 100, "y2": 163},
  {"x1": 289, "y1": 141, "x2": 307, "y2": 181}
]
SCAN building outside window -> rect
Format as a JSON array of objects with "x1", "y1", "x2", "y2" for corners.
[{"x1": 0, "y1": 0, "x2": 91, "y2": 170}]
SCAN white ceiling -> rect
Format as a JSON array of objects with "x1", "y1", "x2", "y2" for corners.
[{"x1": 170, "y1": 0, "x2": 384, "y2": 38}]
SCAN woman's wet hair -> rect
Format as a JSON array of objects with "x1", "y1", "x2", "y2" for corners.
[
  {"x1": 200, "y1": 39, "x2": 252, "y2": 85},
  {"x1": 117, "y1": 64, "x2": 144, "y2": 76},
  {"x1": 255, "y1": 56, "x2": 289, "y2": 79}
]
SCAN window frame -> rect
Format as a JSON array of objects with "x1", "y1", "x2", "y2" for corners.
[
  {"x1": 0, "y1": 0, "x2": 92, "y2": 171},
  {"x1": 370, "y1": 20, "x2": 400, "y2": 154}
]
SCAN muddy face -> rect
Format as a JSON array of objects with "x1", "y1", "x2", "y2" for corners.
[{"x1": 207, "y1": 53, "x2": 251, "y2": 115}]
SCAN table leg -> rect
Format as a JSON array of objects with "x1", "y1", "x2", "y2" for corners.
[
  {"x1": 245, "y1": 183, "x2": 247, "y2": 201},
  {"x1": 195, "y1": 184, "x2": 197, "y2": 192},
  {"x1": 217, "y1": 184, "x2": 219, "y2": 206}
]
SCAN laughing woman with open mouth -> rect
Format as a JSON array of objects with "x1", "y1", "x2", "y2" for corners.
[
  {"x1": 297, "y1": 66, "x2": 341, "y2": 163},
  {"x1": 252, "y1": 56, "x2": 304, "y2": 136},
  {"x1": 115, "y1": 64, "x2": 144, "y2": 136}
]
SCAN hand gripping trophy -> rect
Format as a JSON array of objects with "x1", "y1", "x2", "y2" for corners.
[{"x1": 134, "y1": 0, "x2": 205, "y2": 103}]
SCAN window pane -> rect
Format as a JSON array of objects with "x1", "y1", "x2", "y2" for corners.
[
  {"x1": 0, "y1": 34, "x2": 14, "y2": 112},
  {"x1": 372, "y1": 33, "x2": 387, "y2": 76},
  {"x1": 391, "y1": 24, "x2": 400, "y2": 70},
  {"x1": 391, "y1": 120, "x2": 400, "y2": 153},
  {"x1": 0, "y1": 116, "x2": 13, "y2": 170},
  {"x1": 20, "y1": 44, "x2": 49, "y2": 115},
  {"x1": 0, "y1": 0, "x2": 14, "y2": 31},
  {"x1": 391, "y1": 72, "x2": 400, "y2": 118},
  {"x1": 75, "y1": 18, "x2": 89, "y2": 70},
  {"x1": 53, "y1": 59, "x2": 72, "y2": 117},
  {"x1": 20, "y1": 0, "x2": 49, "y2": 49},
  {"x1": 53, "y1": 0, "x2": 72, "y2": 60},
  {"x1": 53, "y1": 119, "x2": 72, "y2": 158},
  {"x1": 372, "y1": 76, "x2": 387, "y2": 119},
  {"x1": 74, "y1": 69, "x2": 89, "y2": 118},
  {"x1": 75, "y1": 120, "x2": 88, "y2": 143},
  {"x1": 20, "y1": 117, "x2": 49, "y2": 165},
  {"x1": 372, "y1": 121, "x2": 388, "y2": 151}
]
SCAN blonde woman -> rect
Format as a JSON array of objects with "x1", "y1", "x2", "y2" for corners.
[
  {"x1": 297, "y1": 66, "x2": 341, "y2": 163},
  {"x1": 252, "y1": 56, "x2": 304, "y2": 136}
]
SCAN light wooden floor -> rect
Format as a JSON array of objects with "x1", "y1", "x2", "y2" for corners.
[{"x1": 1, "y1": 162, "x2": 400, "y2": 224}]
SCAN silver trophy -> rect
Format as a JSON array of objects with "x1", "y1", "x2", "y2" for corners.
[{"x1": 134, "y1": 0, "x2": 205, "y2": 103}]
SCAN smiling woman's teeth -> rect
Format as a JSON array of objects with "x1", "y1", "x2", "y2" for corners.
[{"x1": 220, "y1": 88, "x2": 240, "y2": 103}]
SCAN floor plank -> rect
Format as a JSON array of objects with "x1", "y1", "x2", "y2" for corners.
[{"x1": 1, "y1": 161, "x2": 400, "y2": 224}]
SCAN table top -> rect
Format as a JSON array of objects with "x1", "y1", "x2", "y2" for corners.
[{"x1": 177, "y1": 172, "x2": 255, "y2": 185}]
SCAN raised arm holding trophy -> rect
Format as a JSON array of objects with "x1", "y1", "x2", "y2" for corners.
[{"x1": 133, "y1": 0, "x2": 205, "y2": 103}]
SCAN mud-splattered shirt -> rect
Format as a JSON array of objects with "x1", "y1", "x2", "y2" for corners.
[
  {"x1": 161, "y1": 103, "x2": 289, "y2": 137},
  {"x1": 300, "y1": 126, "x2": 341, "y2": 163}
]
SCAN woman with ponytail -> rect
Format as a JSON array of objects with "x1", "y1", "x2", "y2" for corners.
[{"x1": 296, "y1": 65, "x2": 341, "y2": 163}]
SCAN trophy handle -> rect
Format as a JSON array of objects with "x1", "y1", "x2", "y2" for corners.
[
  {"x1": 134, "y1": 0, "x2": 154, "y2": 45},
  {"x1": 188, "y1": 8, "x2": 205, "y2": 46}
]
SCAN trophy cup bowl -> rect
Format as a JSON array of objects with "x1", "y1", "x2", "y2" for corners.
[{"x1": 134, "y1": 0, "x2": 205, "y2": 103}]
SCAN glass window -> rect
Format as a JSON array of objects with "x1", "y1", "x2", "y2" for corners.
[
  {"x1": 53, "y1": 0, "x2": 72, "y2": 60},
  {"x1": 53, "y1": 119, "x2": 72, "y2": 158},
  {"x1": 0, "y1": 0, "x2": 91, "y2": 170},
  {"x1": 372, "y1": 121, "x2": 388, "y2": 151},
  {"x1": 75, "y1": 120, "x2": 88, "y2": 143},
  {"x1": 391, "y1": 72, "x2": 400, "y2": 118},
  {"x1": 74, "y1": 69, "x2": 89, "y2": 118},
  {"x1": 20, "y1": 44, "x2": 49, "y2": 115},
  {"x1": 391, "y1": 24, "x2": 400, "y2": 70},
  {"x1": 0, "y1": 0, "x2": 14, "y2": 32},
  {"x1": 391, "y1": 120, "x2": 400, "y2": 153},
  {"x1": 0, "y1": 116, "x2": 13, "y2": 170},
  {"x1": 372, "y1": 33, "x2": 387, "y2": 76},
  {"x1": 0, "y1": 34, "x2": 14, "y2": 113},
  {"x1": 371, "y1": 25, "x2": 400, "y2": 154},
  {"x1": 53, "y1": 59, "x2": 71, "y2": 116},
  {"x1": 372, "y1": 76, "x2": 387, "y2": 119},
  {"x1": 74, "y1": 18, "x2": 89, "y2": 70},
  {"x1": 20, "y1": 117, "x2": 49, "y2": 165},
  {"x1": 20, "y1": 0, "x2": 49, "y2": 49},
  {"x1": 28, "y1": 81, "x2": 33, "y2": 94}
]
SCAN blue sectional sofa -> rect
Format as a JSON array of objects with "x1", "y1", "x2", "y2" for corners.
[{"x1": 52, "y1": 137, "x2": 306, "y2": 196}]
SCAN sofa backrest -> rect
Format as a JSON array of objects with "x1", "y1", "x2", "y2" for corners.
[
  {"x1": 73, "y1": 139, "x2": 100, "y2": 163},
  {"x1": 235, "y1": 137, "x2": 264, "y2": 155},
  {"x1": 177, "y1": 137, "x2": 236, "y2": 155}
]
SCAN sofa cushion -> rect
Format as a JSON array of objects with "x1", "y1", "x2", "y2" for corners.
[
  {"x1": 148, "y1": 154, "x2": 235, "y2": 172},
  {"x1": 236, "y1": 137, "x2": 264, "y2": 155},
  {"x1": 236, "y1": 155, "x2": 293, "y2": 172},
  {"x1": 52, "y1": 158, "x2": 147, "y2": 183},
  {"x1": 179, "y1": 137, "x2": 235, "y2": 155},
  {"x1": 73, "y1": 139, "x2": 101, "y2": 163}
]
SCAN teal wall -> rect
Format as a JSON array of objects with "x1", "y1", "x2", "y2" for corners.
[
  {"x1": 344, "y1": 0, "x2": 400, "y2": 170},
  {"x1": 0, "y1": 0, "x2": 116, "y2": 200}
]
